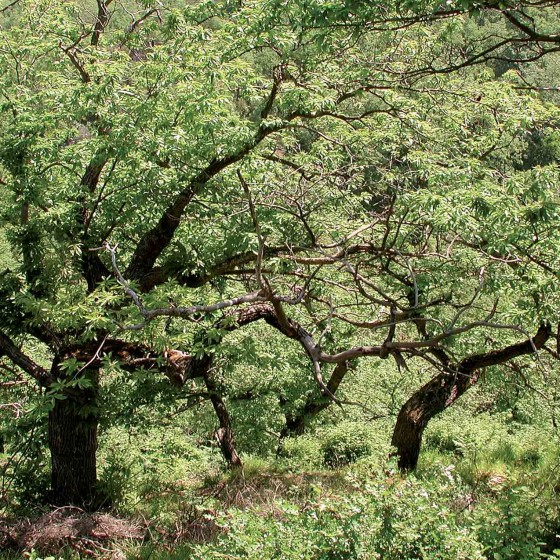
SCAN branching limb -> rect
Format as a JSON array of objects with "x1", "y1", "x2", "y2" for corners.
[
  {"x1": 59, "y1": 42, "x2": 91, "y2": 83},
  {"x1": 105, "y1": 242, "x2": 269, "y2": 330},
  {"x1": 459, "y1": 323, "x2": 551, "y2": 374},
  {"x1": 0, "y1": 332, "x2": 53, "y2": 387},
  {"x1": 125, "y1": 79, "x2": 292, "y2": 287},
  {"x1": 502, "y1": 9, "x2": 560, "y2": 43},
  {"x1": 0, "y1": 402, "x2": 23, "y2": 418},
  {"x1": 92, "y1": 0, "x2": 114, "y2": 47},
  {"x1": 126, "y1": 6, "x2": 160, "y2": 35}
]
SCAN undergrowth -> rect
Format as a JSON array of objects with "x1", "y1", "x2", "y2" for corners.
[
  {"x1": 1, "y1": 407, "x2": 559, "y2": 560},
  {"x1": 1, "y1": 383, "x2": 560, "y2": 560}
]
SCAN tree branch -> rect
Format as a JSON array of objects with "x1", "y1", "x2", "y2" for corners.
[
  {"x1": 0, "y1": 332, "x2": 53, "y2": 387},
  {"x1": 92, "y1": 0, "x2": 113, "y2": 47},
  {"x1": 0, "y1": 0, "x2": 21, "y2": 14},
  {"x1": 459, "y1": 323, "x2": 551, "y2": 374},
  {"x1": 59, "y1": 43, "x2": 91, "y2": 83},
  {"x1": 125, "y1": 125, "x2": 282, "y2": 287}
]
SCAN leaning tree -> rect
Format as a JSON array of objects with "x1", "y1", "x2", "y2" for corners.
[{"x1": 1, "y1": 0, "x2": 560, "y2": 505}]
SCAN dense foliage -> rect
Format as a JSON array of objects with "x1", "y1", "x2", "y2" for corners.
[{"x1": 1, "y1": 0, "x2": 560, "y2": 557}]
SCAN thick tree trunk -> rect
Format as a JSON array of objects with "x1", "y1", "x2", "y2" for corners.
[
  {"x1": 47, "y1": 359, "x2": 100, "y2": 507},
  {"x1": 391, "y1": 324, "x2": 551, "y2": 471}
]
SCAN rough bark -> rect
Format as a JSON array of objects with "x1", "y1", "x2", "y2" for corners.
[
  {"x1": 47, "y1": 358, "x2": 100, "y2": 507},
  {"x1": 391, "y1": 324, "x2": 551, "y2": 471},
  {"x1": 391, "y1": 369, "x2": 481, "y2": 471}
]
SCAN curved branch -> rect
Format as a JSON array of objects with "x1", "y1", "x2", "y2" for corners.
[
  {"x1": 459, "y1": 322, "x2": 551, "y2": 373},
  {"x1": 125, "y1": 122, "x2": 288, "y2": 288}
]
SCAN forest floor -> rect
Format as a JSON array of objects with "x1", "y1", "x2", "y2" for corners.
[{"x1": 0, "y1": 408, "x2": 559, "y2": 559}]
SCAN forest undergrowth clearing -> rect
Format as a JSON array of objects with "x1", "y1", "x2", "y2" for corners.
[
  {"x1": 0, "y1": 444, "x2": 558, "y2": 560},
  {"x1": 0, "y1": 463, "x2": 387, "y2": 558},
  {"x1": 198, "y1": 468, "x2": 354, "y2": 509}
]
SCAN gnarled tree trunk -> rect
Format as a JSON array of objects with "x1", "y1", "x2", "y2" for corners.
[
  {"x1": 198, "y1": 356, "x2": 242, "y2": 468},
  {"x1": 391, "y1": 370, "x2": 480, "y2": 471},
  {"x1": 391, "y1": 324, "x2": 551, "y2": 471},
  {"x1": 208, "y1": 390, "x2": 242, "y2": 468}
]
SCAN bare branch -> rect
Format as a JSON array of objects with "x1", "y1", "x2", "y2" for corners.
[
  {"x1": 0, "y1": 402, "x2": 23, "y2": 418},
  {"x1": 105, "y1": 242, "x2": 269, "y2": 330},
  {"x1": 502, "y1": 9, "x2": 560, "y2": 43},
  {"x1": 261, "y1": 64, "x2": 284, "y2": 119},
  {"x1": 459, "y1": 323, "x2": 551, "y2": 373}
]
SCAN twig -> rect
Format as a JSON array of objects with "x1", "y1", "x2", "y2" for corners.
[
  {"x1": 0, "y1": 0, "x2": 22, "y2": 14},
  {"x1": 75, "y1": 334, "x2": 109, "y2": 375},
  {"x1": 59, "y1": 42, "x2": 91, "y2": 83}
]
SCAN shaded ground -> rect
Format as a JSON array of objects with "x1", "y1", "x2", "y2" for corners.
[{"x1": 0, "y1": 471, "x2": 352, "y2": 557}]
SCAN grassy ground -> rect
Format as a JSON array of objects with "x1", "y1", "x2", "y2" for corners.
[{"x1": 1, "y1": 405, "x2": 559, "y2": 560}]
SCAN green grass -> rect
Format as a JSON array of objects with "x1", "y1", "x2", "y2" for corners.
[{"x1": 1, "y1": 388, "x2": 559, "y2": 559}]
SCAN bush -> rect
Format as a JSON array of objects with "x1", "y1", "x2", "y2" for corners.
[
  {"x1": 474, "y1": 487, "x2": 550, "y2": 560},
  {"x1": 320, "y1": 422, "x2": 375, "y2": 469},
  {"x1": 190, "y1": 471, "x2": 487, "y2": 560},
  {"x1": 278, "y1": 434, "x2": 323, "y2": 469}
]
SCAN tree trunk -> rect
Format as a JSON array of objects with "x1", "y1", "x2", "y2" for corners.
[
  {"x1": 214, "y1": 422, "x2": 242, "y2": 468},
  {"x1": 199, "y1": 357, "x2": 242, "y2": 468},
  {"x1": 282, "y1": 413, "x2": 308, "y2": 437},
  {"x1": 391, "y1": 370, "x2": 480, "y2": 471},
  {"x1": 47, "y1": 359, "x2": 100, "y2": 507},
  {"x1": 391, "y1": 324, "x2": 551, "y2": 471}
]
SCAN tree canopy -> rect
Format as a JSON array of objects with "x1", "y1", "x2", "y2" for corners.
[{"x1": 0, "y1": 0, "x2": 560, "y2": 506}]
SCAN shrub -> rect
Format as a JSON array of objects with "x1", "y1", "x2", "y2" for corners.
[
  {"x1": 474, "y1": 487, "x2": 549, "y2": 560},
  {"x1": 191, "y1": 470, "x2": 487, "y2": 560},
  {"x1": 321, "y1": 422, "x2": 375, "y2": 469}
]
